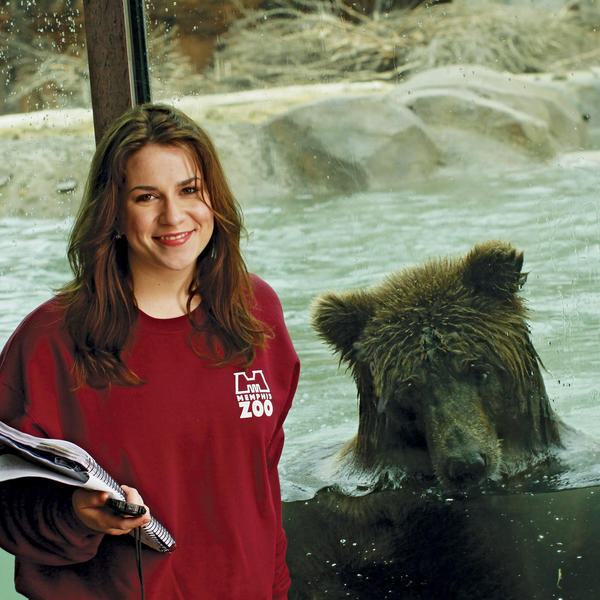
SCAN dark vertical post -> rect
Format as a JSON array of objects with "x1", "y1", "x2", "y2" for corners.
[
  {"x1": 82, "y1": 0, "x2": 151, "y2": 144},
  {"x1": 126, "y1": 0, "x2": 152, "y2": 105}
]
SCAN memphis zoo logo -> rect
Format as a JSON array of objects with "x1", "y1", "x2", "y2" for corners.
[{"x1": 234, "y1": 370, "x2": 273, "y2": 419}]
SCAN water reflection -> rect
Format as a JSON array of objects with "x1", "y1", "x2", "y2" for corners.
[
  {"x1": 283, "y1": 483, "x2": 600, "y2": 599},
  {"x1": 0, "y1": 219, "x2": 70, "y2": 337}
]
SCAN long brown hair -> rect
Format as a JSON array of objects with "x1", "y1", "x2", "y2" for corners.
[{"x1": 59, "y1": 103, "x2": 267, "y2": 387}]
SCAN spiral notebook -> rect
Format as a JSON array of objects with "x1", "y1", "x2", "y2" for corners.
[{"x1": 0, "y1": 421, "x2": 176, "y2": 553}]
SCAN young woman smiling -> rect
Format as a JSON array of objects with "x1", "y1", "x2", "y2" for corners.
[
  {"x1": 0, "y1": 104, "x2": 300, "y2": 600},
  {"x1": 120, "y1": 143, "x2": 215, "y2": 318}
]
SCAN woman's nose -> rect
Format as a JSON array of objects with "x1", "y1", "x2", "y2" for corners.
[{"x1": 160, "y1": 196, "x2": 184, "y2": 225}]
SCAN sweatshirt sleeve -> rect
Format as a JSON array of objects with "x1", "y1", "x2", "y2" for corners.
[
  {"x1": 268, "y1": 363, "x2": 299, "y2": 599},
  {"x1": 0, "y1": 479, "x2": 104, "y2": 566},
  {"x1": 268, "y1": 352, "x2": 300, "y2": 600},
  {"x1": 0, "y1": 304, "x2": 105, "y2": 565}
]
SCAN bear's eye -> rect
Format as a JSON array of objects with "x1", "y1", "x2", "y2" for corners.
[
  {"x1": 469, "y1": 363, "x2": 489, "y2": 384},
  {"x1": 369, "y1": 360, "x2": 376, "y2": 377},
  {"x1": 405, "y1": 381, "x2": 418, "y2": 396},
  {"x1": 397, "y1": 382, "x2": 419, "y2": 407}
]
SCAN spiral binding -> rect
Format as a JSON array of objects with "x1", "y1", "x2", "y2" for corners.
[
  {"x1": 141, "y1": 521, "x2": 177, "y2": 552},
  {"x1": 0, "y1": 421, "x2": 176, "y2": 553},
  {"x1": 85, "y1": 457, "x2": 176, "y2": 553},
  {"x1": 86, "y1": 458, "x2": 123, "y2": 496}
]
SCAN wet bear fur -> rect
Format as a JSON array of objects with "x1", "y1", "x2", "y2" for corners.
[{"x1": 311, "y1": 240, "x2": 565, "y2": 488}]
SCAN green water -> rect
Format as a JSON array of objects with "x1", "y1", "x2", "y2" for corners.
[{"x1": 1, "y1": 158, "x2": 599, "y2": 597}]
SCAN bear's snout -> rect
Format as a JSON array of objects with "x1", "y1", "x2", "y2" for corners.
[
  {"x1": 443, "y1": 447, "x2": 488, "y2": 485},
  {"x1": 432, "y1": 434, "x2": 499, "y2": 488},
  {"x1": 423, "y1": 385, "x2": 501, "y2": 488}
]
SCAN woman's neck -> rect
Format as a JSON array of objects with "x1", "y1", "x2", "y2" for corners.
[{"x1": 130, "y1": 270, "x2": 200, "y2": 319}]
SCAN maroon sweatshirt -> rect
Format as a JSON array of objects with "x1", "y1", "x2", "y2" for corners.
[{"x1": 0, "y1": 274, "x2": 299, "y2": 600}]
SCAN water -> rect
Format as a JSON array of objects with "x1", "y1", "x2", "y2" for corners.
[
  {"x1": 241, "y1": 159, "x2": 600, "y2": 498},
  {"x1": 0, "y1": 157, "x2": 599, "y2": 595}
]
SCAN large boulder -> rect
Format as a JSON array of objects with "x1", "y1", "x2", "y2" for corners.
[
  {"x1": 261, "y1": 94, "x2": 443, "y2": 196},
  {"x1": 201, "y1": 121, "x2": 284, "y2": 202},
  {"x1": 389, "y1": 65, "x2": 590, "y2": 160}
]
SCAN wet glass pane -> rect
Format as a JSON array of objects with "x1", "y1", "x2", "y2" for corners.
[
  {"x1": 144, "y1": 0, "x2": 600, "y2": 597},
  {"x1": 0, "y1": 0, "x2": 93, "y2": 219},
  {"x1": 143, "y1": 2, "x2": 599, "y2": 457},
  {"x1": 0, "y1": 2, "x2": 92, "y2": 595},
  {"x1": 0, "y1": 0, "x2": 598, "y2": 597}
]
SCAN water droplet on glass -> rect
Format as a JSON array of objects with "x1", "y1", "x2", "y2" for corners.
[{"x1": 56, "y1": 179, "x2": 77, "y2": 194}]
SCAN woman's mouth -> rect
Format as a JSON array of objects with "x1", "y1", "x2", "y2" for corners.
[{"x1": 154, "y1": 230, "x2": 194, "y2": 247}]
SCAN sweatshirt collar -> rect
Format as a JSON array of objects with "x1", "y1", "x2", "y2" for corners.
[{"x1": 136, "y1": 308, "x2": 193, "y2": 333}]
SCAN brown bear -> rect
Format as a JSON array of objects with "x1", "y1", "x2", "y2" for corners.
[{"x1": 311, "y1": 240, "x2": 565, "y2": 488}]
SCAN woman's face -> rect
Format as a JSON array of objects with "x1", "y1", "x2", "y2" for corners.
[{"x1": 120, "y1": 143, "x2": 215, "y2": 285}]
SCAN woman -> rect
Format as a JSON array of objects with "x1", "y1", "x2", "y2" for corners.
[{"x1": 0, "y1": 104, "x2": 300, "y2": 599}]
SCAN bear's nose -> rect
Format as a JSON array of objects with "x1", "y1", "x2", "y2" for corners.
[{"x1": 445, "y1": 451, "x2": 487, "y2": 484}]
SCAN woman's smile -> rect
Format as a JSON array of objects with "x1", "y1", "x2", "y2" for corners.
[
  {"x1": 120, "y1": 143, "x2": 215, "y2": 285},
  {"x1": 154, "y1": 230, "x2": 195, "y2": 246}
]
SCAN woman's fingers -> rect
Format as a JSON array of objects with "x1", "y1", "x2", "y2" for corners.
[
  {"x1": 72, "y1": 486, "x2": 151, "y2": 535},
  {"x1": 72, "y1": 488, "x2": 110, "y2": 531},
  {"x1": 120, "y1": 484, "x2": 151, "y2": 520},
  {"x1": 121, "y1": 485, "x2": 146, "y2": 509}
]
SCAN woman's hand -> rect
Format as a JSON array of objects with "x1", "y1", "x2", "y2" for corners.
[{"x1": 72, "y1": 484, "x2": 151, "y2": 536}]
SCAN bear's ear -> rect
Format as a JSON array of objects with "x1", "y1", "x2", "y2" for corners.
[
  {"x1": 462, "y1": 240, "x2": 527, "y2": 300},
  {"x1": 311, "y1": 289, "x2": 376, "y2": 363}
]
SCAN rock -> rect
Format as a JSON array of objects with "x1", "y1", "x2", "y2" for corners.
[
  {"x1": 390, "y1": 65, "x2": 590, "y2": 161},
  {"x1": 528, "y1": 69, "x2": 600, "y2": 148},
  {"x1": 398, "y1": 87, "x2": 558, "y2": 157},
  {"x1": 202, "y1": 121, "x2": 284, "y2": 202},
  {"x1": 262, "y1": 94, "x2": 443, "y2": 196},
  {"x1": 0, "y1": 135, "x2": 93, "y2": 218},
  {"x1": 1, "y1": 67, "x2": 599, "y2": 217}
]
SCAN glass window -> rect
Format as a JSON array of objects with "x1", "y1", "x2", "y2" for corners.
[
  {"x1": 1, "y1": 3, "x2": 92, "y2": 595},
  {"x1": 144, "y1": 0, "x2": 600, "y2": 595},
  {"x1": 144, "y1": 0, "x2": 600, "y2": 483},
  {"x1": 1, "y1": 0, "x2": 599, "y2": 596}
]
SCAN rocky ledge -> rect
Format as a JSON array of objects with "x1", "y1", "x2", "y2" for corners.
[{"x1": 1, "y1": 65, "x2": 600, "y2": 217}]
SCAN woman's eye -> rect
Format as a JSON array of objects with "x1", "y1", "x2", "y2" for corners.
[
  {"x1": 135, "y1": 193, "x2": 155, "y2": 203},
  {"x1": 182, "y1": 186, "x2": 198, "y2": 195}
]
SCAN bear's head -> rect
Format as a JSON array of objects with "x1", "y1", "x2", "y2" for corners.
[{"x1": 312, "y1": 241, "x2": 562, "y2": 488}]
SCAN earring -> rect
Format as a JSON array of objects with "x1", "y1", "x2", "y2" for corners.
[{"x1": 114, "y1": 231, "x2": 123, "y2": 240}]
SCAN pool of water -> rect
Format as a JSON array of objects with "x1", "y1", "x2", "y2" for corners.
[{"x1": 1, "y1": 156, "x2": 599, "y2": 596}]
